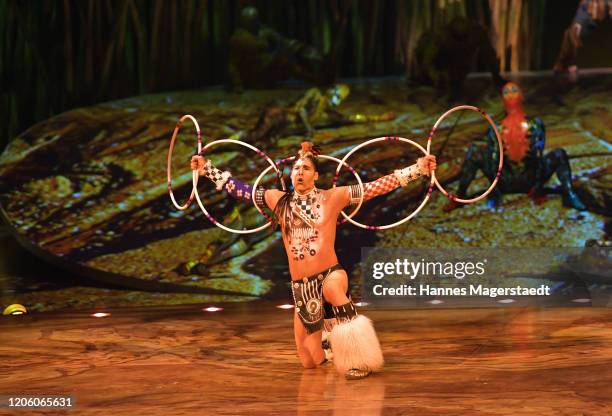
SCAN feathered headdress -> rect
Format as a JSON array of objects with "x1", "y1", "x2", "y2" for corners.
[{"x1": 298, "y1": 141, "x2": 321, "y2": 160}]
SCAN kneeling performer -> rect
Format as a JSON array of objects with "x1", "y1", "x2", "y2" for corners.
[{"x1": 191, "y1": 142, "x2": 436, "y2": 379}]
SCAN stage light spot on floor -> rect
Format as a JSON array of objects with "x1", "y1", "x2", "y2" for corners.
[
  {"x1": 203, "y1": 306, "x2": 223, "y2": 312},
  {"x1": 427, "y1": 300, "x2": 444, "y2": 305},
  {"x1": 3, "y1": 304, "x2": 28, "y2": 315},
  {"x1": 91, "y1": 312, "x2": 111, "y2": 318},
  {"x1": 355, "y1": 302, "x2": 369, "y2": 307},
  {"x1": 276, "y1": 304, "x2": 294, "y2": 309},
  {"x1": 498, "y1": 299, "x2": 515, "y2": 304},
  {"x1": 571, "y1": 298, "x2": 591, "y2": 303}
]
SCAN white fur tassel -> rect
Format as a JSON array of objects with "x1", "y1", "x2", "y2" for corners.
[{"x1": 328, "y1": 315, "x2": 384, "y2": 373}]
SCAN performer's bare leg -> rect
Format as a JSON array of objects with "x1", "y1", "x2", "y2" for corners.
[
  {"x1": 293, "y1": 312, "x2": 325, "y2": 369},
  {"x1": 322, "y1": 269, "x2": 350, "y2": 306},
  {"x1": 292, "y1": 268, "x2": 347, "y2": 369}
]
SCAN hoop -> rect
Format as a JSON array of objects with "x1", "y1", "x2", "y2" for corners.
[
  {"x1": 333, "y1": 136, "x2": 434, "y2": 230},
  {"x1": 426, "y1": 105, "x2": 504, "y2": 203},
  {"x1": 252, "y1": 155, "x2": 365, "y2": 224},
  {"x1": 193, "y1": 139, "x2": 286, "y2": 234},
  {"x1": 167, "y1": 114, "x2": 202, "y2": 210}
]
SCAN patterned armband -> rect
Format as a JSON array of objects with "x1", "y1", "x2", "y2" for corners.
[
  {"x1": 393, "y1": 164, "x2": 422, "y2": 187},
  {"x1": 254, "y1": 186, "x2": 268, "y2": 211},
  {"x1": 224, "y1": 178, "x2": 252, "y2": 202},
  {"x1": 202, "y1": 159, "x2": 232, "y2": 190},
  {"x1": 349, "y1": 184, "x2": 362, "y2": 206}
]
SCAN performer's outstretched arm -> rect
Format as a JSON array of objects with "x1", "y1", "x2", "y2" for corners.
[
  {"x1": 190, "y1": 155, "x2": 284, "y2": 210},
  {"x1": 335, "y1": 155, "x2": 437, "y2": 207}
]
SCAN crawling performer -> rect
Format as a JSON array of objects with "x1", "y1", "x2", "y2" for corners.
[
  {"x1": 191, "y1": 142, "x2": 436, "y2": 379},
  {"x1": 231, "y1": 84, "x2": 395, "y2": 147},
  {"x1": 444, "y1": 82, "x2": 586, "y2": 211},
  {"x1": 554, "y1": 0, "x2": 611, "y2": 79}
]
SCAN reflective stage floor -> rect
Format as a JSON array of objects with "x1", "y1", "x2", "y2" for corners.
[{"x1": 1, "y1": 303, "x2": 611, "y2": 415}]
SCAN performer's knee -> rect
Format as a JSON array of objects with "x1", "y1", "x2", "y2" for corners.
[
  {"x1": 300, "y1": 361, "x2": 317, "y2": 369},
  {"x1": 296, "y1": 346, "x2": 317, "y2": 369}
]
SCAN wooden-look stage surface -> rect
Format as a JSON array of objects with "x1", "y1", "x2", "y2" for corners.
[{"x1": 1, "y1": 303, "x2": 611, "y2": 415}]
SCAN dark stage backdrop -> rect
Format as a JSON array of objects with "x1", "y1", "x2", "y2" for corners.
[{"x1": 5, "y1": 0, "x2": 612, "y2": 151}]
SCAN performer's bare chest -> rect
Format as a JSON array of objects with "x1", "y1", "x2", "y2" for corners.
[{"x1": 282, "y1": 189, "x2": 336, "y2": 262}]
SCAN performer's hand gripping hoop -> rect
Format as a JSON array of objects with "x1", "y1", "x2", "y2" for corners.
[{"x1": 427, "y1": 105, "x2": 504, "y2": 204}]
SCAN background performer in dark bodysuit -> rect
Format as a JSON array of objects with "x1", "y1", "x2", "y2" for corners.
[{"x1": 445, "y1": 82, "x2": 586, "y2": 211}]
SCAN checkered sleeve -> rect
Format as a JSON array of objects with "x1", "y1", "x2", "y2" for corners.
[
  {"x1": 363, "y1": 174, "x2": 401, "y2": 201},
  {"x1": 201, "y1": 159, "x2": 232, "y2": 190}
]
